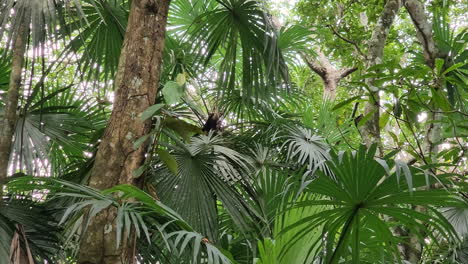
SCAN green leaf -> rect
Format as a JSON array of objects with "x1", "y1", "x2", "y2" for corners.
[
  {"x1": 332, "y1": 96, "x2": 361, "y2": 111},
  {"x1": 162, "y1": 81, "x2": 184, "y2": 105},
  {"x1": 156, "y1": 149, "x2": 178, "y2": 175},
  {"x1": 165, "y1": 117, "x2": 204, "y2": 141},
  {"x1": 430, "y1": 87, "x2": 451, "y2": 111},
  {"x1": 454, "y1": 72, "x2": 468, "y2": 85},
  {"x1": 442, "y1": 62, "x2": 465, "y2": 75},
  {"x1": 132, "y1": 164, "x2": 147, "y2": 179},
  {"x1": 435, "y1": 58, "x2": 445, "y2": 74},
  {"x1": 133, "y1": 134, "x2": 151, "y2": 150},
  {"x1": 406, "y1": 149, "x2": 420, "y2": 160},
  {"x1": 379, "y1": 112, "x2": 390, "y2": 129},
  {"x1": 141, "y1": 103, "x2": 164, "y2": 121},
  {"x1": 356, "y1": 109, "x2": 376, "y2": 128},
  {"x1": 388, "y1": 131, "x2": 400, "y2": 147},
  {"x1": 176, "y1": 73, "x2": 186, "y2": 86},
  {"x1": 393, "y1": 99, "x2": 402, "y2": 118}
]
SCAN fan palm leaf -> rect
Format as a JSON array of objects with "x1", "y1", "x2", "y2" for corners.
[
  {"x1": 1, "y1": 84, "x2": 105, "y2": 176},
  {"x1": 0, "y1": 194, "x2": 61, "y2": 263},
  {"x1": 6, "y1": 176, "x2": 233, "y2": 263},
  {"x1": 151, "y1": 132, "x2": 258, "y2": 241},
  {"x1": 185, "y1": 0, "x2": 289, "y2": 99},
  {"x1": 65, "y1": 0, "x2": 128, "y2": 83},
  {"x1": 280, "y1": 145, "x2": 461, "y2": 263},
  {"x1": 281, "y1": 125, "x2": 330, "y2": 173}
]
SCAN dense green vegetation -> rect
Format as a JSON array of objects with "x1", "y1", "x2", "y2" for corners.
[{"x1": 0, "y1": 0, "x2": 467, "y2": 263}]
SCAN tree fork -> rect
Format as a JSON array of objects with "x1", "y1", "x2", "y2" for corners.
[
  {"x1": 302, "y1": 50, "x2": 357, "y2": 100},
  {"x1": 77, "y1": 0, "x2": 171, "y2": 263}
]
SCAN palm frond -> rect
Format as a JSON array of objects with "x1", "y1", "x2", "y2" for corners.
[
  {"x1": 281, "y1": 125, "x2": 330, "y2": 173},
  {"x1": 168, "y1": 231, "x2": 233, "y2": 264},
  {"x1": 3, "y1": 84, "x2": 105, "y2": 176},
  {"x1": 186, "y1": 0, "x2": 289, "y2": 99},
  {"x1": 441, "y1": 201, "x2": 468, "y2": 239},
  {"x1": 6, "y1": 176, "x2": 233, "y2": 263},
  {"x1": 0, "y1": 195, "x2": 61, "y2": 263},
  {"x1": 303, "y1": 99, "x2": 352, "y2": 145},
  {"x1": 65, "y1": 0, "x2": 128, "y2": 83},
  {"x1": 278, "y1": 25, "x2": 312, "y2": 65},
  {"x1": 280, "y1": 145, "x2": 461, "y2": 263},
  {"x1": 151, "y1": 132, "x2": 258, "y2": 241}
]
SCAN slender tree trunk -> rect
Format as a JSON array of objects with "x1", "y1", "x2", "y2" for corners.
[
  {"x1": 404, "y1": 0, "x2": 438, "y2": 68},
  {"x1": 400, "y1": 1, "x2": 441, "y2": 262},
  {"x1": 0, "y1": 19, "x2": 28, "y2": 199},
  {"x1": 404, "y1": 0, "x2": 441, "y2": 161},
  {"x1": 303, "y1": 50, "x2": 357, "y2": 100},
  {"x1": 77, "y1": 1, "x2": 171, "y2": 263},
  {"x1": 359, "y1": 0, "x2": 401, "y2": 153}
]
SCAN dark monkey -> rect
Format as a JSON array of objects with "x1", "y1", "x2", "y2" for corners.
[{"x1": 202, "y1": 112, "x2": 224, "y2": 133}]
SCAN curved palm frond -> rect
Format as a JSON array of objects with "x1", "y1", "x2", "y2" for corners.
[
  {"x1": 0, "y1": 0, "x2": 104, "y2": 56},
  {"x1": 441, "y1": 201, "x2": 468, "y2": 239},
  {"x1": 281, "y1": 125, "x2": 330, "y2": 173},
  {"x1": 168, "y1": 0, "x2": 216, "y2": 34},
  {"x1": 1, "y1": 84, "x2": 106, "y2": 176},
  {"x1": 185, "y1": 0, "x2": 289, "y2": 99},
  {"x1": 6, "y1": 176, "x2": 233, "y2": 264},
  {"x1": 0, "y1": 0, "x2": 62, "y2": 49},
  {"x1": 0, "y1": 194, "x2": 61, "y2": 264},
  {"x1": 151, "y1": 131, "x2": 258, "y2": 241},
  {"x1": 280, "y1": 145, "x2": 461, "y2": 263},
  {"x1": 65, "y1": 0, "x2": 128, "y2": 84},
  {"x1": 278, "y1": 24, "x2": 312, "y2": 65}
]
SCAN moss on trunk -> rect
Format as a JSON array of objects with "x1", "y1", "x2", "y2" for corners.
[{"x1": 77, "y1": 1, "x2": 171, "y2": 263}]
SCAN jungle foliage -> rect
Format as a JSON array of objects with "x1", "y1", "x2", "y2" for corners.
[{"x1": 0, "y1": 0, "x2": 467, "y2": 263}]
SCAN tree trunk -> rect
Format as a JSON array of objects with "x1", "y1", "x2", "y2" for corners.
[
  {"x1": 77, "y1": 1, "x2": 171, "y2": 263},
  {"x1": 401, "y1": 1, "x2": 441, "y2": 262},
  {"x1": 404, "y1": 0, "x2": 438, "y2": 68},
  {"x1": 404, "y1": 0, "x2": 441, "y2": 162},
  {"x1": 359, "y1": 0, "x2": 401, "y2": 153},
  {"x1": 0, "y1": 19, "x2": 28, "y2": 199}
]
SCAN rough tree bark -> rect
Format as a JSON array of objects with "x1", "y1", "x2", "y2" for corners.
[
  {"x1": 359, "y1": 0, "x2": 401, "y2": 153},
  {"x1": 404, "y1": 0, "x2": 438, "y2": 68},
  {"x1": 77, "y1": 0, "x2": 171, "y2": 263},
  {"x1": 404, "y1": 0, "x2": 441, "y2": 160},
  {"x1": 303, "y1": 50, "x2": 357, "y2": 100},
  {"x1": 0, "y1": 18, "x2": 28, "y2": 200},
  {"x1": 400, "y1": 1, "x2": 442, "y2": 262}
]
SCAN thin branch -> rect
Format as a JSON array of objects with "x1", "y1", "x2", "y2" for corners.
[
  {"x1": 328, "y1": 24, "x2": 366, "y2": 59},
  {"x1": 339, "y1": 67, "x2": 358, "y2": 79},
  {"x1": 300, "y1": 52, "x2": 327, "y2": 79}
]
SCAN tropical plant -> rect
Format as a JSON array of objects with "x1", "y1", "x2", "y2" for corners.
[{"x1": 0, "y1": 0, "x2": 466, "y2": 264}]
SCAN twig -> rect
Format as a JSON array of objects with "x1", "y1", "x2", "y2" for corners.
[{"x1": 328, "y1": 24, "x2": 366, "y2": 59}]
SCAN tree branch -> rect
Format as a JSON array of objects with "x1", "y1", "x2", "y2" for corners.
[
  {"x1": 328, "y1": 24, "x2": 366, "y2": 59},
  {"x1": 301, "y1": 52, "x2": 327, "y2": 79},
  {"x1": 339, "y1": 67, "x2": 358, "y2": 79},
  {"x1": 301, "y1": 50, "x2": 357, "y2": 100},
  {"x1": 403, "y1": 0, "x2": 439, "y2": 68}
]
